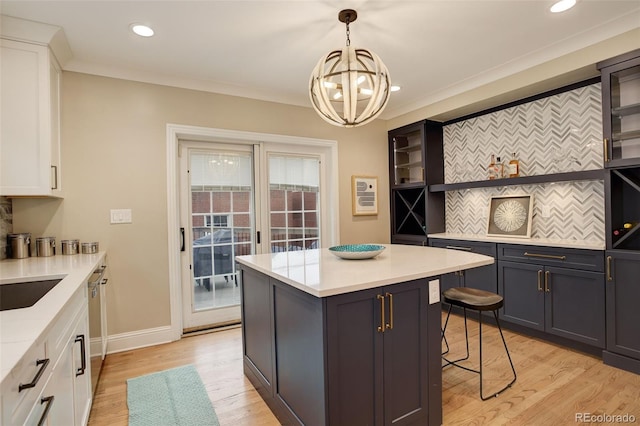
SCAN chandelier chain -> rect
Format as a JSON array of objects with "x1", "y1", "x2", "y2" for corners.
[{"x1": 345, "y1": 19, "x2": 350, "y2": 46}]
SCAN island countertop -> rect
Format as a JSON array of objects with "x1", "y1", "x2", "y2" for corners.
[{"x1": 236, "y1": 244, "x2": 494, "y2": 298}]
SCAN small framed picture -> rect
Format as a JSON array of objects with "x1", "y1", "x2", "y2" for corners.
[
  {"x1": 487, "y1": 195, "x2": 533, "y2": 238},
  {"x1": 352, "y1": 175, "x2": 378, "y2": 216}
]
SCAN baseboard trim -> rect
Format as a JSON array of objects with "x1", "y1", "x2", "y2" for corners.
[
  {"x1": 603, "y1": 350, "x2": 640, "y2": 375},
  {"x1": 106, "y1": 325, "x2": 175, "y2": 354}
]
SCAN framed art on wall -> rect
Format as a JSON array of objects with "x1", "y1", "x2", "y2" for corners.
[
  {"x1": 352, "y1": 175, "x2": 378, "y2": 216},
  {"x1": 487, "y1": 194, "x2": 533, "y2": 238}
]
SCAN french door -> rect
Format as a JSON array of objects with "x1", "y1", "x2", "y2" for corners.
[{"x1": 179, "y1": 140, "x2": 328, "y2": 331}]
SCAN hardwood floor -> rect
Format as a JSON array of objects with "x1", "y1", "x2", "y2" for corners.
[
  {"x1": 88, "y1": 326, "x2": 279, "y2": 426},
  {"x1": 88, "y1": 317, "x2": 640, "y2": 425}
]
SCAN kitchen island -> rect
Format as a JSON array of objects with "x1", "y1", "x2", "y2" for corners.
[{"x1": 236, "y1": 244, "x2": 494, "y2": 426}]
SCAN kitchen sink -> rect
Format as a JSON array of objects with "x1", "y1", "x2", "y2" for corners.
[{"x1": 0, "y1": 279, "x2": 63, "y2": 311}]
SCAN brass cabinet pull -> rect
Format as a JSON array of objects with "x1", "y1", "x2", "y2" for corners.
[
  {"x1": 385, "y1": 292, "x2": 393, "y2": 330},
  {"x1": 544, "y1": 271, "x2": 551, "y2": 293},
  {"x1": 603, "y1": 138, "x2": 610, "y2": 163},
  {"x1": 421, "y1": 167, "x2": 425, "y2": 182},
  {"x1": 607, "y1": 256, "x2": 613, "y2": 282},
  {"x1": 524, "y1": 252, "x2": 566, "y2": 261},
  {"x1": 377, "y1": 294, "x2": 385, "y2": 332},
  {"x1": 445, "y1": 245, "x2": 472, "y2": 251},
  {"x1": 50, "y1": 165, "x2": 58, "y2": 190},
  {"x1": 537, "y1": 270, "x2": 543, "y2": 291}
]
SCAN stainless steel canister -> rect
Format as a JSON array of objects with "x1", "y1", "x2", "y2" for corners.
[
  {"x1": 36, "y1": 237, "x2": 56, "y2": 257},
  {"x1": 81, "y1": 242, "x2": 99, "y2": 254},
  {"x1": 61, "y1": 239, "x2": 80, "y2": 255},
  {"x1": 8, "y1": 233, "x2": 31, "y2": 259}
]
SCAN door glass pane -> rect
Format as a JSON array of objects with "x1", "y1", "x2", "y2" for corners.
[
  {"x1": 610, "y1": 65, "x2": 640, "y2": 162},
  {"x1": 269, "y1": 155, "x2": 320, "y2": 252},
  {"x1": 190, "y1": 151, "x2": 253, "y2": 311}
]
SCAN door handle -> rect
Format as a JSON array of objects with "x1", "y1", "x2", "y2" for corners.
[
  {"x1": 385, "y1": 292, "x2": 394, "y2": 330},
  {"x1": 377, "y1": 294, "x2": 385, "y2": 333},
  {"x1": 75, "y1": 335, "x2": 87, "y2": 376},
  {"x1": 603, "y1": 138, "x2": 610, "y2": 163},
  {"x1": 537, "y1": 270, "x2": 543, "y2": 291},
  {"x1": 50, "y1": 165, "x2": 58, "y2": 190},
  {"x1": 544, "y1": 271, "x2": 551, "y2": 293},
  {"x1": 180, "y1": 228, "x2": 185, "y2": 252}
]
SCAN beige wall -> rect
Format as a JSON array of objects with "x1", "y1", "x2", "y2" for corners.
[
  {"x1": 388, "y1": 28, "x2": 640, "y2": 129},
  {"x1": 12, "y1": 72, "x2": 391, "y2": 335}
]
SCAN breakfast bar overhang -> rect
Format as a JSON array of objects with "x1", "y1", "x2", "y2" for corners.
[{"x1": 236, "y1": 244, "x2": 494, "y2": 426}]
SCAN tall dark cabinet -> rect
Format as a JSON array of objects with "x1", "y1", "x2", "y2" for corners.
[
  {"x1": 598, "y1": 49, "x2": 640, "y2": 375},
  {"x1": 388, "y1": 120, "x2": 445, "y2": 245}
]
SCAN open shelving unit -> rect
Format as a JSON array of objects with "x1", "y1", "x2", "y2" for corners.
[
  {"x1": 389, "y1": 120, "x2": 445, "y2": 245},
  {"x1": 429, "y1": 169, "x2": 604, "y2": 192}
]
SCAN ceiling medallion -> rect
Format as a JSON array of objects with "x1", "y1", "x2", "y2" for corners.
[{"x1": 309, "y1": 9, "x2": 391, "y2": 128}]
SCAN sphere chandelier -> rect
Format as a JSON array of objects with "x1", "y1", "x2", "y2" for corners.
[{"x1": 309, "y1": 9, "x2": 391, "y2": 128}]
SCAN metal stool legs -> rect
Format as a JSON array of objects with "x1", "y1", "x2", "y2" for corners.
[{"x1": 441, "y1": 306, "x2": 517, "y2": 400}]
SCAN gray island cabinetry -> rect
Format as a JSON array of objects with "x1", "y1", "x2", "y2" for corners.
[{"x1": 236, "y1": 244, "x2": 493, "y2": 426}]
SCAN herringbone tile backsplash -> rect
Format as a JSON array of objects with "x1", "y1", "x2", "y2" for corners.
[
  {"x1": 442, "y1": 83, "x2": 605, "y2": 243},
  {"x1": 445, "y1": 182, "x2": 605, "y2": 242}
]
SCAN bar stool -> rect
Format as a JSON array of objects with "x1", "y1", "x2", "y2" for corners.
[{"x1": 441, "y1": 286, "x2": 517, "y2": 400}]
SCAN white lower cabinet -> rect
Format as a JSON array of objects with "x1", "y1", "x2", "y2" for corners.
[
  {"x1": 3, "y1": 285, "x2": 91, "y2": 426},
  {"x1": 72, "y1": 311, "x2": 91, "y2": 426}
]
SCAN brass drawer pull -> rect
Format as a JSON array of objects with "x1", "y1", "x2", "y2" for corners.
[
  {"x1": 445, "y1": 245, "x2": 472, "y2": 252},
  {"x1": 606, "y1": 256, "x2": 613, "y2": 282},
  {"x1": 524, "y1": 252, "x2": 566, "y2": 261},
  {"x1": 377, "y1": 294, "x2": 385, "y2": 333}
]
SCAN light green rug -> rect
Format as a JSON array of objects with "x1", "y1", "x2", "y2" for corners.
[{"x1": 127, "y1": 365, "x2": 220, "y2": 426}]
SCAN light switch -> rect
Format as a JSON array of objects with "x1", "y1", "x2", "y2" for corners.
[
  {"x1": 428, "y1": 279, "x2": 440, "y2": 304},
  {"x1": 110, "y1": 209, "x2": 132, "y2": 224}
]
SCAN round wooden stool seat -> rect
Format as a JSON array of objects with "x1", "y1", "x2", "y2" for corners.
[{"x1": 442, "y1": 287, "x2": 503, "y2": 312}]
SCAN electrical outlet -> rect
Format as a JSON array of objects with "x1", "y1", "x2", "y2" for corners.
[
  {"x1": 428, "y1": 279, "x2": 440, "y2": 304},
  {"x1": 110, "y1": 209, "x2": 132, "y2": 224},
  {"x1": 540, "y1": 205, "x2": 551, "y2": 218}
]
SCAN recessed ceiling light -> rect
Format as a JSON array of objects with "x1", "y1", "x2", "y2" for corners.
[
  {"x1": 550, "y1": 0, "x2": 577, "y2": 13},
  {"x1": 390, "y1": 86, "x2": 401, "y2": 92},
  {"x1": 131, "y1": 23, "x2": 154, "y2": 37}
]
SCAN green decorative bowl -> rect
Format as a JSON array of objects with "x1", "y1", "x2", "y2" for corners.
[{"x1": 328, "y1": 244, "x2": 385, "y2": 260}]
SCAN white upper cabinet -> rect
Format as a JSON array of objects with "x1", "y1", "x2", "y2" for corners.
[{"x1": 0, "y1": 16, "x2": 71, "y2": 197}]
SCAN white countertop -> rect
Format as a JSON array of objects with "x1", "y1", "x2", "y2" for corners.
[
  {"x1": 428, "y1": 233, "x2": 605, "y2": 250},
  {"x1": 0, "y1": 253, "x2": 106, "y2": 383},
  {"x1": 236, "y1": 244, "x2": 494, "y2": 298}
]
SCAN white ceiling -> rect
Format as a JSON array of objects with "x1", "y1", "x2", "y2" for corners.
[{"x1": 2, "y1": 1, "x2": 639, "y2": 121}]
